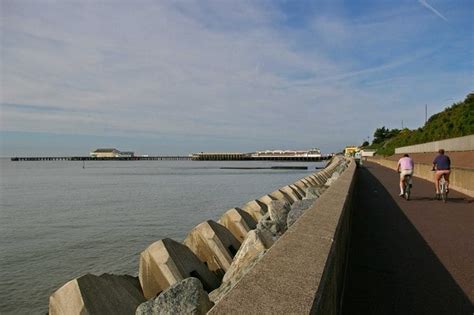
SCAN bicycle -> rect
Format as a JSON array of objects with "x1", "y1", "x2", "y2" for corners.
[
  {"x1": 398, "y1": 171, "x2": 412, "y2": 200},
  {"x1": 403, "y1": 174, "x2": 412, "y2": 201},
  {"x1": 432, "y1": 168, "x2": 448, "y2": 202},
  {"x1": 438, "y1": 174, "x2": 448, "y2": 202}
]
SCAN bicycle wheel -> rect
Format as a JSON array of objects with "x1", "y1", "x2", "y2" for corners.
[
  {"x1": 405, "y1": 184, "x2": 411, "y2": 200},
  {"x1": 440, "y1": 180, "x2": 447, "y2": 203},
  {"x1": 404, "y1": 176, "x2": 411, "y2": 200}
]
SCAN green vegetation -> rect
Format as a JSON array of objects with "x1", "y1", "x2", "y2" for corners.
[{"x1": 368, "y1": 93, "x2": 474, "y2": 156}]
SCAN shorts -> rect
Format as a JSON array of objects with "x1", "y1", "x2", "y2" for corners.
[
  {"x1": 436, "y1": 170, "x2": 450, "y2": 176},
  {"x1": 400, "y1": 169, "x2": 413, "y2": 179}
]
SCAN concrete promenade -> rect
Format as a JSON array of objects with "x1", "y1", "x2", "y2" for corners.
[{"x1": 342, "y1": 162, "x2": 474, "y2": 314}]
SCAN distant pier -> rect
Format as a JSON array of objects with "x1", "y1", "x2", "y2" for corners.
[
  {"x1": 191, "y1": 152, "x2": 329, "y2": 161},
  {"x1": 11, "y1": 155, "x2": 329, "y2": 162},
  {"x1": 11, "y1": 152, "x2": 331, "y2": 162},
  {"x1": 10, "y1": 156, "x2": 192, "y2": 161}
]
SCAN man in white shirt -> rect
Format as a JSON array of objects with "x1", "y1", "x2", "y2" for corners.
[{"x1": 397, "y1": 154, "x2": 414, "y2": 196}]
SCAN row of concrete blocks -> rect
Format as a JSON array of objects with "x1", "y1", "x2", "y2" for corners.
[{"x1": 49, "y1": 157, "x2": 345, "y2": 314}]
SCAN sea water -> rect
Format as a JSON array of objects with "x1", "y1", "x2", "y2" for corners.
[{"x1": 0, "y1": 159, "x2": 324, "y2": 314}]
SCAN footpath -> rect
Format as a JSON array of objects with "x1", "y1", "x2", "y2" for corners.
[{"x1": 342, "y1": 162, "x2": 474, "y2": 314}]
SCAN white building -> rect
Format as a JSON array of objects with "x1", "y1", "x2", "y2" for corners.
[
  {"x1": 90, "y1": 148, "x2": 134, "y2": 158},
  {"x1": 251, "y1": 148, "x2": 321, "y2": 158}
]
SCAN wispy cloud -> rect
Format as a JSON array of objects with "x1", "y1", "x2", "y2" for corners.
[
  {"x1": 418, "y1": 0, "x2": 448, "y2": 21},
  {"x1": 1, "y1": 103, "x2": 66, "y2": 113}
]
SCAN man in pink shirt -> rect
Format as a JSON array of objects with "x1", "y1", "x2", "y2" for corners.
[{"x1": 397, "y1": 154, "x2": 414, "y2": 196}]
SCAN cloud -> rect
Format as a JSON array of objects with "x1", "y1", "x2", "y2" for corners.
[
  {"x1": 1, "y1": 103, "x2": 66, "y2": 113},
  {"x1": 2, "y1": 2, "x2": 340, "y2": 133},
  {"x1": 418, "y1": 0, "x2": 448, "y2": 21},
  {"x1": 1, "y1": 0, "x2": 471, "y2": 154}
]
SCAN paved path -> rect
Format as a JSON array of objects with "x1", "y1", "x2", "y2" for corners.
[{"x1": 342, "y1": 162, "x2": 474, "y2": 315}]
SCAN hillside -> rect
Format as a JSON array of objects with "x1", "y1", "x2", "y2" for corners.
[{"x1": 369, "y1": 93, "x2": 474, "y2": 155}]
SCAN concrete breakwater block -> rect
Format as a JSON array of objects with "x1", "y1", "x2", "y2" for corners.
[
  {"x1": 293, "y1": 180, "x2": 309, "y2": 191},
  {"x1": 241, "y1": 195, "x2": 278, "y2": 222},
  {"x1": 241, "y1": 200, "x2": 266, "y2": 221},
  {"x1": 301, "y1": 179, "x2": 311, "y2": 187},
  {"x1": 289, "y1": 184, "x2": 306, "y2": 198},
  {"x1": 183, "y1": 220, "x2": 241, "y2": 279},
  {"x1": 218, "y1": 208, "x2": 257, "y2": 243},
  {"x1": 318, "y1": 171, "x2": 330, "y2": 181},
  {"x1": 280, "y1": 185, "x2": 302, "y2": 202},
  {"x1": 269, "y1": 189, "x2": 294, "y2": 204},
  {"x1": 317, "y1": 172, "x2": 329, "y2": 182},
  {"x1": 304, "y1": 176, "x2": 317, "y2": 186},
  {"x1": 257, "y1": 194, "x2": 277, "y2": 209},
  {"x1": 209, "y1": 229, "x2": 274, "y2": 304},
  {"x1": 139, "y1": 238, "x2": 219, "y2": 300},
  {"x1": 311, "y1": 174, "x2": 326, "y2": 185},
  {"x1": 301, "y1": 178, "x2": 312, "y2": 187},
  {"x1": 49, "y1": 273, "x2": 145, "y2": 315},
  {"x1": 136, "y1": 277, "x2": 213, "y2": 315}
]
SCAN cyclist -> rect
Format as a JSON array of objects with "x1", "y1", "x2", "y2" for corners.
[
  {"x1": 433, "y1": 149, "x2": 451, "y2": 198},
  {"x1": 397, "y1": 154, "x2": 414, "y2": 196}
]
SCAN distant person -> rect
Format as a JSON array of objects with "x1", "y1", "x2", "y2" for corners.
[
  {"x1": 432, "y1": 149, "x2": 451, "y2": 197},
  {"x1": 397, "y1": 154, "x2": 414, "y2": 196},
  {"x1": 354, "y1": 151, "x2": 362, "y2": 167}
]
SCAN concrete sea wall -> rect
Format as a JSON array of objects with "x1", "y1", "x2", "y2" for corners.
[
  {"x1": 395, "y1": 135, "x2": 474, "y2": 154},
  {"x1": 209, "y1": 159, "x2": 356, "y2": 314},
  {"x1": 49, "y1": 156, "x2": 354, "y2": 314}
]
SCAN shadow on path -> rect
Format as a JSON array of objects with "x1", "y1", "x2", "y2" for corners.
[
  {"x1": 404, "y1": 196, "x2": 473, "y2": 203},
  {"x1": 341, "y1": 165, "x2": 473, "y2": 315}
]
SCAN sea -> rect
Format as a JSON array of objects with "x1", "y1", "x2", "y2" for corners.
[{"x1": 0, "y1": 159, "x2": 325, "y2": 314}]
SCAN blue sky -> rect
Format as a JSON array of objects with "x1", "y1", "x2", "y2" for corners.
[{"x1": 1, "y1": 0, "x2": 473, "y2": 156}]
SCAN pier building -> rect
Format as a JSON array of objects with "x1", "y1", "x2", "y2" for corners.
[
  {"x1": 89, "y1": 148, "x2": 135, "y2": 158},
  {"x1": 251, "y1": 148, "x2": 321, "y2": 158},
  {"x1": 90, "y1": 148, "x2": 121, "y2": 158}
]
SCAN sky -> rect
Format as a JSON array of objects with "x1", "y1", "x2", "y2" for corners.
[{"x1": 1, "y1": 0, "x2": 473, "y2": 156}]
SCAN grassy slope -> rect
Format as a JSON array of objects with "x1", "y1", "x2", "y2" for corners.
[{"x1": 372, "y1": 93, "x2": 474, "y2": 156}]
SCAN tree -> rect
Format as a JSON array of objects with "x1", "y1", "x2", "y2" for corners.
[
  {"x1": 361, "y1": 141, "x2": 369, "y2": 147},
  {"x1": 387, "y1": 129, "x2": 401, "y2": 138},
  {"x1": 373, "y1": 126, "x2": 388, "y2": 144}
]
